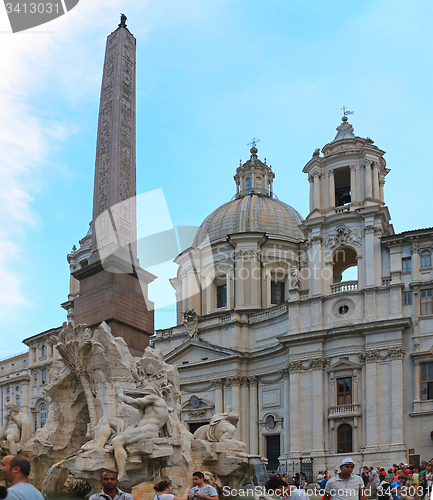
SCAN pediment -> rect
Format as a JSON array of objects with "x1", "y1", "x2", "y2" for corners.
[
  {"x1": 165, "y1": 338, "x2": 238, "y2": 366},
  {"x1": 327, "y1": 358, "x2": 361, "y2": 372}
]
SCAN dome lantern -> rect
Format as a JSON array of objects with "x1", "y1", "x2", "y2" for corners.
[{"x1": 233, "y1": 140, "x2": 275, "y2": 199}]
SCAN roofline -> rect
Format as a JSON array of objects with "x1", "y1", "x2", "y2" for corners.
[{"x1": 22, "y1": 326, "x2": 63, "y2": 345}]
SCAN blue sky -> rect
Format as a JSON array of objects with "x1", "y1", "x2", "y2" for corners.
[{"x1": 0, "y1": 0, "x2": 432, "y2": 358}]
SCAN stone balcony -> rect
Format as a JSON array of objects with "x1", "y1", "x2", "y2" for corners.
[
  {"x1": 330, "y1": 280, "x2": 358, "y2": 294},
  {"x1": 328, "y1": 403, "x2": 361, "y2": 419}
]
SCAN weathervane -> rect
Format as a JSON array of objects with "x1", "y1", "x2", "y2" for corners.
[
  {"x1": 248, "y1": 138, "x2": 260, "y2": 148},
  {"x1": 341, "y1": 106, "x2": 354, "y2": 121}
]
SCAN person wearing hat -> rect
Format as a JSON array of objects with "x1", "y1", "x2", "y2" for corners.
[{"x1": 323, "y1": 458, "x2": 366, "y2": 500}]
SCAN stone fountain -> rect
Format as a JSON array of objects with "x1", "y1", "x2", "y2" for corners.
[{"x1": 17, "y1": 321, "x2": 264, "y2": 498}]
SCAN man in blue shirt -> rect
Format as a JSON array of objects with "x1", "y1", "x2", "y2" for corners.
[
  {"x1": 391, "y1": 474, "x2": 407, "y2": 500},
  {"x1": 0, "y1": 455, "x2": 43, "y2": 500}
]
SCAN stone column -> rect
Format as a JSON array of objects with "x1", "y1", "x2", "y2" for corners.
[
  {"x1": 328, "y1": 170, "x2": 335, "y2": 208},
  {"x1": 364, "y1": 225, "x2": 376, "y2": 287},
  {"x1": 313, "y1": 172, "x2": 321, "y2": 210},
  {"x1": 250, "y1": 249, "x2": 261, "y2": 308},
  {"x1": 311, "y1": 359, "x2": 326, "y2": 454},
  {"x1": 282, "y1": 369, "x2": 290, "y2": 455},
  {"x1": 240, "y1": 377, "x2": 249, "y2": 449},
  {"x1": 364, "y1": 353, "x2": 378, "y2": 451},
  {"x1": 288, "y1": 364, "x2": 300, "y2": 455},
  {"x1": 235, "y1": 250, "x2": 246, "y2": 308},
  {"x1": 379, "y1": 178, "x2": 385, "y2": 203},
  {"x1": 350, "y1": 165, "x2": 357, "y2": 203},
  {"x1": 414, "y1": 361, "x2": 421, "y2": 403},
  {"x1": 365, "y1": 161, "x2": 373, "y2": 199},
  {"x1": 412, "y1": 242, "x2": 420, "y2": 282},
  {"x1": 248, "y1": 377, "x2": 259, "y2": 455},
  {"x1": 390, "y1": 347, "x2": 405, "y2": 447},
  {"x1": 309, "y1": 236, "x2": 323, "y2": 296},
  {"x1": 353, "y1": 370, "x2": 360, "y2": 452},
  {"x1": 372, "y1": 162, "x2": 380, "y2": 200},
  {"x1": 230, "y1": 377, "x2": 241, "y2": 440},
  {"x1": 214, "y1": 379, "x2": 224, "y2": 414},
  {"x1": 309, "y1": 175, "x2": 314, "y2": 213}
]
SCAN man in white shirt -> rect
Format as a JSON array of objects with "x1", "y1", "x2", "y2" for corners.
[
  {"x1": 89, "y1": 470, "x2": 133, "y2": 500},
  {"x1": 323, "y1": 458, "x2": 366, "y2": 500},
  {"x1": 0, "y1": 455, "x2": 43, "y2": 500},
  {"x1": 189, "y1": 472, "x2": 218, "y2": 500}
]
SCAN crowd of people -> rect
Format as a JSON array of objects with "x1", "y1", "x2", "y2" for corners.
[
  {"x1": 316, "y1": 459, "x2": 433, "y2": 500},
  {"x1": 265, "y1": 457, "x2": 433, "y2": 500}
]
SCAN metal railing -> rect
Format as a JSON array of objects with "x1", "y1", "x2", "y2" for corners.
[{"x1": 276, "y1": 458, "x2": 314, "y2": 484}]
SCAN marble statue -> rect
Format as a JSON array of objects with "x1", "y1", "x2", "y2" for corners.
[
  {"x1": 290, "y1": 267, "x2": 301, "y2": 289},
  {"x1": 0, "y1": 403, "x2": 32, "y2": 454},
  {"x1": 192, "y1": 406, "x2": 239, "y2": 442},
  {"x1": 83, "y1": 384, "x2": 170, "y2": 480}
]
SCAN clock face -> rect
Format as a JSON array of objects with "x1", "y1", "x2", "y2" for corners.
[{"x1": 190, "y1": 395, "x2": 200, "y2": 408}]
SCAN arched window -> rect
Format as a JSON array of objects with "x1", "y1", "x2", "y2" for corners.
[
  {"x1": 421, "y1": 250, "x2": 431, "y2": 268},
  {"x1": 246, "y1": 178, "x2": 251, "y2": 194},
  {"x1": 40, "y1": 403, "x2": 48, "y2": 428},
  {"x1": 333, "y1": 247, "x2": 358, "y2": 284},
  {"x1": 16, "y1": 396, "x2": 20, "y2": 407},
  {"x1": 337, "y1": 423, "x2": 352, "y2": 453}
]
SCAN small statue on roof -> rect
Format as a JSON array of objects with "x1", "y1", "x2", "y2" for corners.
[{"x1": 119, "y1": 13, "x2": 127, "y2": 28}]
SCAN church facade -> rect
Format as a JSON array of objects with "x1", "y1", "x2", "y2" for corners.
[
  {"x1": 154, "y1": 119, "x2": 433, "y2": 471},
  {"x1": 9, "y1": 20, "x2": 433, "y2": 474}
]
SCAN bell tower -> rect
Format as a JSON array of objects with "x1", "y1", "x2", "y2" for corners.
[{"x1": 301, "y1": 115, "x2": 394, "y2": 297}]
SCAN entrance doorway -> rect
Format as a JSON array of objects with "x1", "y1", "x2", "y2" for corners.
[{"x1": 266, "y1": 434, "x2": 280, "y2": 471}]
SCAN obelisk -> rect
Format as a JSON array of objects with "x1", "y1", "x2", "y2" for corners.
[{"x1": 72, "y1": 16, "x2": 155, "y2": 354}]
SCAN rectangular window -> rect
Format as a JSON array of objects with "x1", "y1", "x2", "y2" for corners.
[
  {"x1": 271, "y1": 282, "x2": 285, "y2": 305},
  {"x1": 33, "y1": 348, "x2": 36, "y2": 360},
  {"x1": 337, "y1": 377, "x2": 352, "y2": 405},
  {"x1": 50, "y1": 343, "x2": 54, "y2": 356},
  {"x1": 421, "y1": 251, "x2": 431, "y2": 268},
  {"x1": 421, "y1": 289, "x2": 433, "y2": 315},
  {"x1": 334, "y1": 167, "x2": 351, "y2": 207},
  {"x1": 403, "y1": 291, "x2": 412, "y2": 305},
  {"x1": 216, "y1": 284, "x2": 227, "y2": 308},
  {"x1": 421, "y1": 362, "x2": 433, "y2": 400},
  {"x1": 6, "y1": 387, "x2": 10, "y2": 394},
  {"x1": 41, "y1": 368, "x2": 47, "y2": 385},
  {"x1": 33, "y1": 413, "x2": 38, "y2": 432},
  {"x1": 402, "y1": 257, "x2": 412, "y2": 273},
  {"x1": 34, "y1": 371, "x2": 38, "y2": 386}
]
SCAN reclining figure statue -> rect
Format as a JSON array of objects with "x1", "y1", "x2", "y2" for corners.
[
  {"x1": 192, "y1": 405, "x2": 239, "y2": 442},
  {"x1": 82, "y1": 384, "x2": 169, "y2": 480}
]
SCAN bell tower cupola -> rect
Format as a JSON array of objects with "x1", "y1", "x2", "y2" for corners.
[{"x1": 303, "y1": 115, "x2": 390, "y2": 218}]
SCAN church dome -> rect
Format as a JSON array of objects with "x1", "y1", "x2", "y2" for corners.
[{"x1": 194, "y1": 194, "x2": 304, "y2": 246}]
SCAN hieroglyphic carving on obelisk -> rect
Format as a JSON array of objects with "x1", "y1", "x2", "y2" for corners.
[{"x1": 91, "y1": 19, "x2": 137, "y2": 255}]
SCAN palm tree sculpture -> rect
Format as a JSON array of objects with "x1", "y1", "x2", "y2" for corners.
[{"x1": 50, "y1": 323, "x2": 104, "y2": 439}]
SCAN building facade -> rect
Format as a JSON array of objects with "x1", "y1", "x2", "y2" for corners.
[
  {"x1": 155, "y1": 119, "x2": 433, "y2": 471},
  {"x1": 22, "y1": 327, "x2": 61, "y2": 431},
  {"x1": 0, "y1": 352, "x2": 30, "y2": 426}
]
